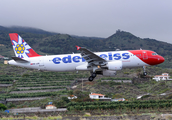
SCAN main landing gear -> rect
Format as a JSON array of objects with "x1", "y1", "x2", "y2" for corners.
[
  {"x1": 88, "y1": 72, "x2": 97, "y2": 81},
  {"x1": 143, "y1": 66, "x2": 147, "y2": 76}
]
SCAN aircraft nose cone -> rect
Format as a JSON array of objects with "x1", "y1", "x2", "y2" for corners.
[{"x1": 158, "y1": 56, "x2": 165, "y2": 63}]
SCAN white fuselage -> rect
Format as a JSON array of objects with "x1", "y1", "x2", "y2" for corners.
[{"x1": 8, "y1": 51, "x2": 148, "y2": 72}]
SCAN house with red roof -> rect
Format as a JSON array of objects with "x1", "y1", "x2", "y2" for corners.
[
  {"x1": 68, "y1": 95, "x2": 77, "y2": 99},
  {"x1": 45, "y1": 105, "x2": 57, "y2": 109},
  {"x1": 89, "y1": 93, "x2": 110, "y2": 100},
  {"x1": 153, "y1": 73, "x2": 170, "y2": 81}
]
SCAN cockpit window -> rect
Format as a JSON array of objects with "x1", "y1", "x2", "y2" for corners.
[{"x1": 152, "y1": 52, "x2": 158, "y2": 55}]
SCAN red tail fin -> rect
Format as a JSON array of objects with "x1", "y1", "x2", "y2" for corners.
[{"x1": 9, "y1": 33, "x2": 41, "y2": 58}]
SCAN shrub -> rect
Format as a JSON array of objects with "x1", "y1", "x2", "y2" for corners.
[
  {"x1": 141, "y1": 95, "x2": 150, "y2": 99},
  {"x1": 112, "y1": 93, "x2": 124, "y2": 99},
  {"x1": 22, "y1": 74, "x2": 29, "y2": 77},
  {"x1": 0, "y1": 103, "x2": 7, "y2": 110},
  {"x1": 62, "y1": 97, "x2": 70, "y2": 103}
]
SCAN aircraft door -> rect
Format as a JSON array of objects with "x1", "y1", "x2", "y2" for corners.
[
  {"x1": 143, "y1": 51, "x2": 148, "y2": 59},
  {"x1": 39, "y1": 57, "x2": 46, "y2": 70}
]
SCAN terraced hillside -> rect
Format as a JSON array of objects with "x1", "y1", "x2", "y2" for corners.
[
  {"x1": 0, "y1": 64, "x2": 89, "y2": 102},
  {"x1": 1, "y1": 63, "x2": 172, "y2": 110}
]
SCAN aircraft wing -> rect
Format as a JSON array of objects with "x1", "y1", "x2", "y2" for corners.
[{"x1": 76, "y1": 46, "x2": 106, "y2": 66}]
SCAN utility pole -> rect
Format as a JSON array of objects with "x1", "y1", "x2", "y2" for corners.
[{"x1": 82, "y1": 78, "x2": 83, "y2": 92}]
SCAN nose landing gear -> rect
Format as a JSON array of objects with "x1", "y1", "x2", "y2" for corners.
[
  {"x1": 143, "y1": 66, "x2": 147, "y2": 76},
  {"x1": 143, "y1": 71, "x2": 147, "y2": 76}
]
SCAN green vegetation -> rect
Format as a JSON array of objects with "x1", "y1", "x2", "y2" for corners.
[
  {"x1": 54, "y1": 97, "x2": 70, "y2": 108},
  {"x1": 1, "y1": 64, "x2": 172, "y2": 102},
  {"x1": 0, "y1": 63, "x2": 172, "y2": 119},
  {"x1": 0, "y1": 103, "x2": 7, "y2": 110},
  {"x1": 67, "y1": 99, "x2": 172, "y2": 111},
  {"x1": 0, "y1": 91, "x2": 67, "y2": 99}
]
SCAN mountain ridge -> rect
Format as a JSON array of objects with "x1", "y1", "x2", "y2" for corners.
[{"x1": 0, "y1": 26, "x2": 171, "y2": 68}]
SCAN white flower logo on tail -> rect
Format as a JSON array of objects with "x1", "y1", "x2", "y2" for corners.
[{"x1": 12, "y1": 35, "x2": 31, "y2": 58}]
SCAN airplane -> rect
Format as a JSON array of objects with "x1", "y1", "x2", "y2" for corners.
[{"x1": 8, "y1": 33, "x2": 165, "y2": 81}]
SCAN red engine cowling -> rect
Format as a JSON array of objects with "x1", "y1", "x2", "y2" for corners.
[{"x1": 107, "y1": 61, "x2": 122, "y2": 71}]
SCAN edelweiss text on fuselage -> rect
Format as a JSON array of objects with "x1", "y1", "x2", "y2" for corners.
[
  {"x1": 52, "y1": 52, "x2": 130, "y2": 64},
  {"x1": 8, "y1": 33, "x2": 165, "y2": 82}
]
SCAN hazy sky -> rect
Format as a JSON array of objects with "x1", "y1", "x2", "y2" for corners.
[{"x1": 0, "y1": 0, "x2": 172, "y2": 43}]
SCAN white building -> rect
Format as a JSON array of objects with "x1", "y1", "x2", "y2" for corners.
[
  {"x1": 89, "y1": 93, "x2": 106, "y2": 99},
  {"x1": 68, "y1": 95, "x2": 77, "y2": 99},
  {"x1": 153, "y1": 73, "x2": 170, "y2": 81},
  {"x1": 45, "y1": 105, "x2": 57, "y2": 109}
]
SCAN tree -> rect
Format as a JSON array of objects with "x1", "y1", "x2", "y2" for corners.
[
  {"x1": 73, "y1": 90, "x2": 90, "y2": 102},
  {"x1": 61, "y1": 97, "x2": 70, "y2": 103},
  {"x1": 54, "y1": 97, "x2": 70, "y2": 108},
  {"x1": 67, "y1": 90, "x2": 74, "y2": 97},
  {"x1": 112, "y1": 93, "x2": 124, "y2": 99},
  {"x1": 0, "y1": 103, "x2": 7, "y2": 110}
]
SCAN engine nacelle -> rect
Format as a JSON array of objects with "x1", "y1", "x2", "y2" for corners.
[
  {"x1": 102, "y1": 70, "x2": 116, "y2": 77},
  {"x1": 107, "y1": 61, "x2": 122, "y2": 71}
]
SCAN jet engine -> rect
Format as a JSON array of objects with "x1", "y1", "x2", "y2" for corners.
[
  {"x1": 102, "y1": 69, "x2": 117, "y2": 77},
  {"x1": 106, "y1": 61, "x2": 122, "y2": 71}
]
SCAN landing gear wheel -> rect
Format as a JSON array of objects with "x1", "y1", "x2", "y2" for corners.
[
  {"x1": 88, "y1": 76, "x2": 94, "y2": 81},
  {"x1": 143, "y1": 72, "x2": 147, "y2": 76}
]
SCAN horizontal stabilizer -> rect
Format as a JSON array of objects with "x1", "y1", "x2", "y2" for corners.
[{"x1": 11, "y1": 57, "x2": 29, "y2": 63}]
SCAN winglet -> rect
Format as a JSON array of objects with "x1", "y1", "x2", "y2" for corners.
[{"x1": 76, "y1": 45, "x2": 81, "y2": 50}]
